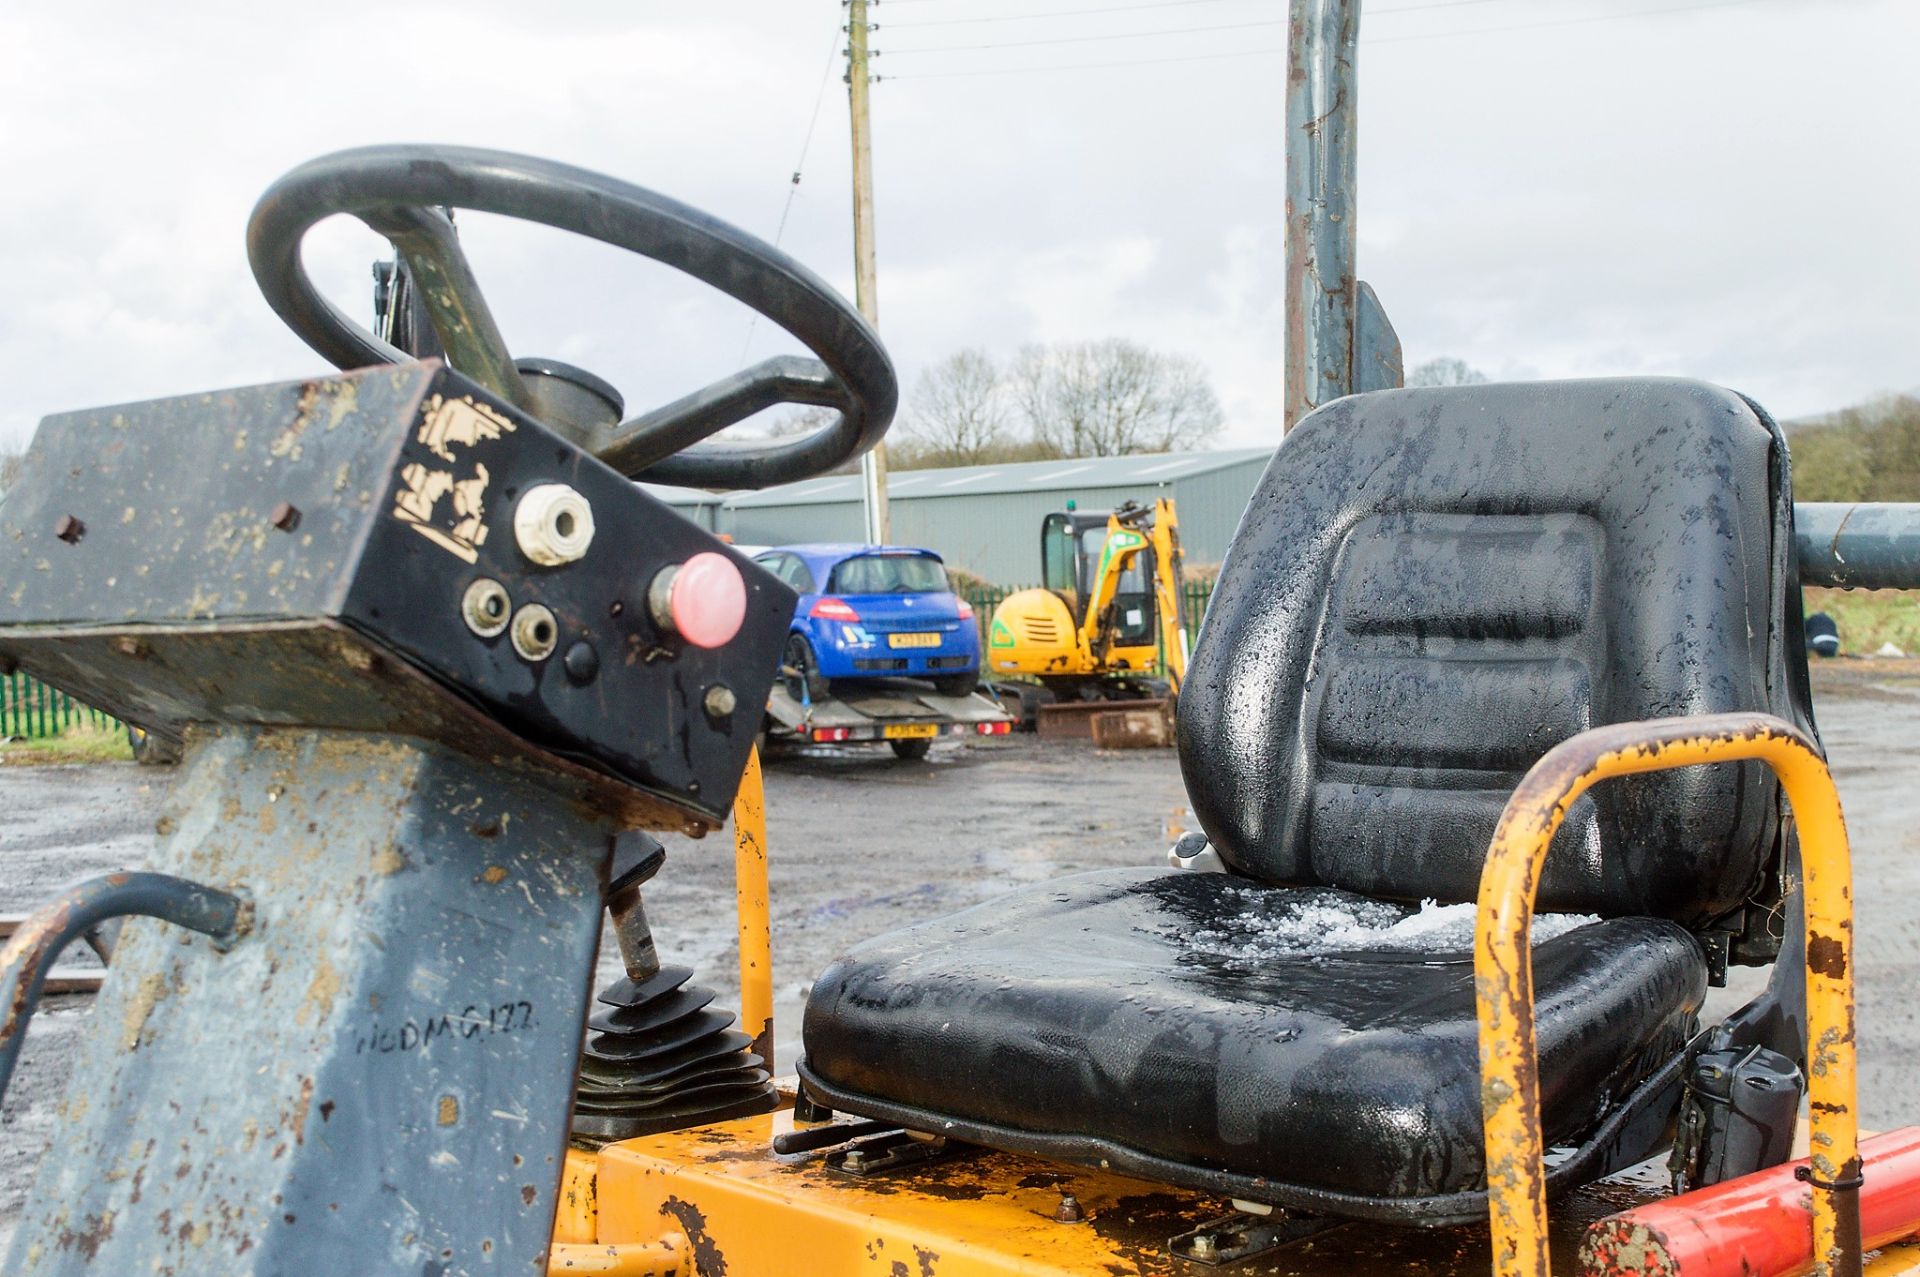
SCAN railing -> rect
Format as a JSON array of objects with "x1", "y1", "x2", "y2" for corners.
[{"x1": 1, "y1": 672, "x2": 118, "y2": 740}]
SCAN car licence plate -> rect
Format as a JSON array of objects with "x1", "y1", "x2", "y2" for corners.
[
  {"x1": 883, "y1": 723, "x2": 939, "y2": 740},
  {"x1": 887, "y1": 632, "x2": 941, "y2": 649}
]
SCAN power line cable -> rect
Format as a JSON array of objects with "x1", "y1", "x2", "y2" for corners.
[
  {"x1": 887, "y1": 0, "x2": 1518, "y2": 28},
  {"x1": 741, "y1": 13, "x2": 845, "y2": 363},
  {"x1": 889, "y1": 0, "x2": 1246, "y2": 29},
  {"x1": 886, "y1": 0, "x2": 1785, "y2": 78},
  {"x1": 886, "y1": 15, "x2": 1288, "y2": 52},
  {"x1": 1368, "y1": 0, "x2": 1782, "y2": 44}
]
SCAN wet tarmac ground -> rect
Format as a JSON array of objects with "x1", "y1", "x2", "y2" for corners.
[{"x1": 4, "y1": 664, "x2": 1919, "y2": 1249}]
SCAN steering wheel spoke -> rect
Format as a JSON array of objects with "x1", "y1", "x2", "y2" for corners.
[
  {"x1": 596, "y1": 355, "x2": 848, "y2": 479},
  {"x1": 357, "y1": 205, "x2": 535, "y2": 414},
  {"x1": 247, "y1": 145, "x2": 896, "y2": 490}
]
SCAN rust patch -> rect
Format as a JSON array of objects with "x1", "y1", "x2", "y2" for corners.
[
  {"x1": 54, "y1": 1209, "x2": 116, "y2": 1260},
  {"x1": 291, "y1": 1075, "x2": 315, "y2": 1145},
  {"x1": 120, "y1": 971, "x2": 169, "y2": 1050},
  {"x1": 1577, "y1": 1219, "x2": 1679, "y2": 1276},
  {"x1": 438, "y1": 1095, "x2": 460, "y2": 1126},
  {"x1": 1807, "y1": 932, "x2": 1848, "y2": 979},
  {"x1": 661, "y1": 1197, "x2": 727, "y2": 1276},
  {"x1": 296, "y1": 955, "x2": 341, "y2": 1028},
  {"x1": 370, "y1": 845, "x2": 408, "y2": 877},
  {"x1": 480, "y1": 865, "x2": 508, "y2": 885}
]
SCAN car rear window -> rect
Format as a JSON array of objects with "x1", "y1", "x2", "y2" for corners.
[{"x1": 828, "y1": 554, "x2": 949, "y2": 595}]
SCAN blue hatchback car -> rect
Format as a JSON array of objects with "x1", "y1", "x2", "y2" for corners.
[{"x1": 753, "y1": 545, "x2": 981, "y2": 699}]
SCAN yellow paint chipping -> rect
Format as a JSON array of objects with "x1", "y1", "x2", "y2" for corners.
[{"x1": 1475, "y1": 713, "x2": 1861, "y2": 1277}]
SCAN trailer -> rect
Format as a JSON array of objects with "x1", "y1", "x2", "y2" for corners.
[{"x1": 763, "y1": 678, "x2": 1015, "y2": 759}]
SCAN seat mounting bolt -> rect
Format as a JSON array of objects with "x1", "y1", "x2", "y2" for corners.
[
  {"x1": 1190, "y1": 1233, "x2": 1218, "y2": 1259},
  {"x1": 843, "y1": 1148, "x2": 868, "y2": 1169},
  {"x1": 1055, "y1": 1192, "x2": 1084, "y2": 1223}
]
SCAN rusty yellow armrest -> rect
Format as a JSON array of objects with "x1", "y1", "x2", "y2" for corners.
[{"x1": 1474, "y1": 713, "x2": 1861, "y2": 1277}]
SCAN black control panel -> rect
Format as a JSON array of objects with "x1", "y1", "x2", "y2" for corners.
[{"x1": 0, "y1": 362, "x2": 794, "y2": 823}]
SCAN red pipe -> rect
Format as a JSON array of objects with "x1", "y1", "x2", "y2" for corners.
[{"x1": 1579, "y1": 1127, "x2": 1920, "y2": 1276}]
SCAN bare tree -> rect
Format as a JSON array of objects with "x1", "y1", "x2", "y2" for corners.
[
  {"x1": 0, "y1": 445, "x2": 24, "y2": 496},
  {"x1": 901, "y1": 349, "x2": 1013, "y2": 466},
  {"x1": 1408, "y1": 357, "x2": 1488, "y2": 388},
  {"x1": 759, "y1": 405, "x2": 838, "y2": 439},
  {"x1": 1011, "y1": 339, "x2": 1223, "y2": 457}
]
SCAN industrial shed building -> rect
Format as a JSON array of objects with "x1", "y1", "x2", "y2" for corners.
[{"x1": 642, "y1": 447, "x2": 1275, "y2": 584}]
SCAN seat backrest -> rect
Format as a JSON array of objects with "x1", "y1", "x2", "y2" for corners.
[{"x1": 1177, "y1": 379, "x2": 1811, "y2": 926}]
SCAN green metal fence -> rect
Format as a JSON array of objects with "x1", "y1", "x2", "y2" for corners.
[
  {"x1": 958, "y1": 579, "x2": 1216, "y2": 667},
  {"x1": 1, "y1": 672, "x2": 119, "y2": 739}
]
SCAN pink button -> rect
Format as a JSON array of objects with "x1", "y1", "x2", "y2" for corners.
[{"x1": 669, "y1": 552, "x2": 747, "y2": 649}]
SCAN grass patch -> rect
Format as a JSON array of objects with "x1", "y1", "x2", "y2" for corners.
[
  {"x1": 0, "y1": 721, "x2": 133, "y2": 765},
  {"x1": 1803, "y1": 588, "x2": 1920, "y2": 656}
]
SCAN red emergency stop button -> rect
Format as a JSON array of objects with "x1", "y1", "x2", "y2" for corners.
[{"x1": 648, "y1": 552, "x2": 746, "y2": 649}]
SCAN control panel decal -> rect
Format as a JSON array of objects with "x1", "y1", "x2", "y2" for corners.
[{"x1": 392, "y1": 394, "x2": 518, "y2": 563}]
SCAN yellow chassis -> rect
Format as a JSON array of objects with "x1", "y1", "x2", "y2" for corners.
[{"x1": 548, "y1": 719, "x2": 1920, "y2": 1277}]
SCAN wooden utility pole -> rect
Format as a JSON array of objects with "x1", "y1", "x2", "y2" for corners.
[{"x1": 846, "y1": 0, "x2": 891, "y2": 542}]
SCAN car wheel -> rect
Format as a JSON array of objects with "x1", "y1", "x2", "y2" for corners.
[
  {"x1": 784, "y1": 634, "x2": 832, "y2": 701},
  {"x1": 931, "y1": 671, "x2": 978, "y2": 697},
  {"x1": 889, "y1": 737, "x2": 932, "y2": 761}
]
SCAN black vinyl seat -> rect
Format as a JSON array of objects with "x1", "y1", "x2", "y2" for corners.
[{"x1": 800, "y1": 379, "x2": 1815, "y2": 1222}]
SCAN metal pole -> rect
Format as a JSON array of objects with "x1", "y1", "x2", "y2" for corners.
[
  {"x1": 1284, "y1": 0, "x2": 1363, "y2": 430},
  {"x1": 1795, "y1": 503, "x2": 1920, "y2": 591},
  {"x1": 847, "y1": 0, "x2": 892, "y2": 542}
]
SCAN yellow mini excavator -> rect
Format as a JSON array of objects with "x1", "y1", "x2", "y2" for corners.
[{"x1": 985, "y1": 496, "x2": 1188, "y2": 702}]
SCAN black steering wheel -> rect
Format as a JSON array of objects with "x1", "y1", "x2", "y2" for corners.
[{"x1": 246, "y1": 144, "x2": 896, "y2": 489}]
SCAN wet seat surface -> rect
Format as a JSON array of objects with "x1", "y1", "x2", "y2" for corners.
[
  {"x1": 802, "y1": 868, "x2": 1706, "y2": 1201},
  {"x1": 801, "y1": 379, "x2": 1802, "y2": 1213}
]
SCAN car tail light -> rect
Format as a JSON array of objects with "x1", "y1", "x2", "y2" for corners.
[
  {"x1": 810, "y1": 726, "x2": 853, "y2": 742},
  {"x1": 956, "y1": 598, "x2": 974, "y2": 620},
  {"x1": 810, "y1": 597, "x2": 860, "y2": 622},
  {"x1": 974, "y1": 721, "x2": 1012, "y2": 735}
]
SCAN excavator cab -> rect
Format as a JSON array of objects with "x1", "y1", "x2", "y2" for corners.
[{"x1": 1037, "y1": 508, "x2": 1157, "y2": 648}]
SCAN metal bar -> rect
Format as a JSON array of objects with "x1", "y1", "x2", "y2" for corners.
[
  {"x1": 1796, "y1": 503, "x2": 1920, "y2": 590},
  {"x1": 0, "y1": 872, "x2": 249, "y2": 1101},
  {"x1": 1283, "y1": 0, "x2": 1362, "y2": 429},
  {"x1": 546, "y1": 1235, "x2": 686, "y2": 1275},
  {"x1": 1580, "y1": 1126, "x2": 1920, "y2": 1276},
  {"x1": 848, "y1": 0, "x2": 892, "y2": 542},
  {"x1": 355, "y1": 205, "x2": 538, "y2": 417},
  {"x1": 1475, "y1": 713, "x2": 1861, "y2": 1277},
  {"x1": 732, "y1": 745, "x2": 774, "y2": 1073},
  {"x1": 39, "y1": 969, "x2": 105, "y2": 995}
]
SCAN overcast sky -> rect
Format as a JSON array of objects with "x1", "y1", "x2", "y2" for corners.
[{"x1": 1, "y1": 0, "x2": 1914, "y2": 461}]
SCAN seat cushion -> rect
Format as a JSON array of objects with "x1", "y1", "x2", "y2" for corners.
[{"x1": 801, "y1": 868, "x2": 1705, "y2": 1209}]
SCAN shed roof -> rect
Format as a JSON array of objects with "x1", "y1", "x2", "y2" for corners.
[{"x1": 641, "y1": 446, "x2": 1275, "y2": 510}]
